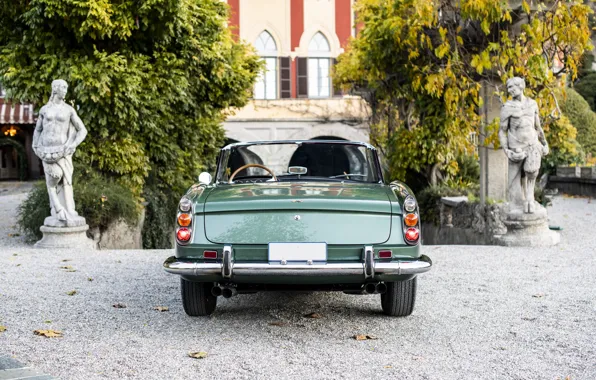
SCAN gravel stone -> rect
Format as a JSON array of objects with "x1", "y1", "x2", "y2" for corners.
[{"x1": 0, "y1": 191, "x2": 594, "y2": 380}]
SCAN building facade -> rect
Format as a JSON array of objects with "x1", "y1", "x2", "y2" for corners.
[
  {"x1": 0, "y1": 84, "x2": 41, "y2": 180},
  {"x1": 222, "y1": 0, "x2": 370, "y2": 144}
]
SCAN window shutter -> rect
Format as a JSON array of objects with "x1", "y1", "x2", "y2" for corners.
[
  {"x1": 297, "y1": 57, "x2": 308, "y2": 98},
  {"x1": 279, "y1": 57, "x2": 291, "y2": 99},
  {"x1": 332, "y1": 58, "x2": 343, "y2": 97}
]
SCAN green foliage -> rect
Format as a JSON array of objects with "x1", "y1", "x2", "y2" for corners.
[
  {"x1": 17, "y1": 173, "x2": 139, "y2": 241},
  {"x1": 574, "y1": 72, "x2": 596, "y2": 112},
  {"x1": 557, "y1": 88, "x2": 596, "y2": 157},
  {"x1": 335, "y1": 0, "x2": 592, "y2": 184},
  {"x1": 541, "y1": 114, "x2": 584, "y2": 173},
  {"x1": 0, "y1": 0, "x2": 261, "y2": 195},
  {"x1": 141, "y1": 183, "x2": 179, "y2": 249}
]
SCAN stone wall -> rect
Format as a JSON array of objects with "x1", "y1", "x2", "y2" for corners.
[
  {"x1": 421, "y1": 199, "x2": 507, "y2": 245},
  {"x1": 547, "y1": 166, "x2": 596, "y2": 198},
  {"x1": 88, "y1": 207, "x2": 146, "y2": 250}
]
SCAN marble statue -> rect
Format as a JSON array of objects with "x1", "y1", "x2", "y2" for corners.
[
  {"x1": 498, "y1": 77, "x2": 550, "y2": 214},
  {"x1": 494, "y1": 76, "x2": 559, "y2": 247},
  {"x1": 33, "y1": 79, "x2": 88, "y2": 227}
]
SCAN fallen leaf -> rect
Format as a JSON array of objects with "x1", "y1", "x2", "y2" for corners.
[
  {"x1": 16, "y1": 264, "x2": 21, "y2": 267},
  {"x1": 0, "y1": 326, "x2": 6, "y2": 332},
  {"x1": 268, "y1": 321, "x2": 287, "y2": 327},
  {"x1": 65, "y1": 269, "x2": 77, "y2": 272},
  {"x1": 303, "y1": 312, "x2": 322, "y2": 319},
  {"x1": 7, "y1": 233, "x2": 20, "y2": 237},
  {"x1": 12, "y1": 253, "x2": 18, "y2": 256},
  {"x1": 67, "y1": 290, "x2": 77, "y2": 296},
  {"x1": 522, "y1": 317, "x2": 537, "y2": 321},
  {"x1": 188, "y1": 351, "x2": 208, "y2": 359},
  {"x1": 384, "y1": 365, "x2": 392, "y2": 369},
  {"x1": 87, "y1": 277, "x2": 94, "y2": 282},
  {"x1": 113, "y1": 303, "x2": 127, "y2": 308},
  {"x1": 44, "y1": 320, "x2": 52, "y2": 324},
  {"x1": 61, "y1": 259, "x2": 71, "y2": 262},
  {"x1": 354, "y1": 334, "x2": 378, "y2": 341},
  {"x1": 154, "y1": 306, "x2": 169, "y2": 312},
  {"x1": 532, "y1": 293, "x2": 545, "y2": 298},
  {"x1": 60, "y1": 266, "x2": 73, "y2": 270},
  {"x1": 34, "y1": 329, "x2": 62, "y2": 338}
]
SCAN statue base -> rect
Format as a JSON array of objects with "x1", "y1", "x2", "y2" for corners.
[
  {"x1": 34, "y1": 224, "x2": 97, "y2": 250},
  {"x1": 493, "y1": 202, "x2": 560, "y2": 247}
]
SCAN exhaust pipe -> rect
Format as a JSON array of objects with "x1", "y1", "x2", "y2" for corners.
[
  {"x1": 222, "y1": 287, "x2": 238, "y2": 299},
  {"x1": 376, "y1": 283, "x2": 387, "y2": 294},
  {"x1": 211, "y1": 286, "x2": 223, "y2": 297},
  {"x1": 364, "y1": 283, "x2": 377, "y2": 294}
]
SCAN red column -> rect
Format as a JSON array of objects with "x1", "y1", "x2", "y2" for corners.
[
  {"x1": 228, "y1": 0, "x2": 240, "y2": 41},
  {"x1": 335, "y1": 0, "x2": 351, "y2": 48},
  {"x1": 291, "y1": 0, "x2": 304, "y2": 98}
]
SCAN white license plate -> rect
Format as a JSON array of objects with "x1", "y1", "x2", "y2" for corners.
[{"x1": 268, "y1": 242, "x2": 327, "y2": 263}]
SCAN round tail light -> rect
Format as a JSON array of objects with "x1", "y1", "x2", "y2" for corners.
[
  {"x1": 176, "y1": 227, "x2": 191, "y2": 242},
  {"x1": 404, "y1": 213, "x2": 418, "y2": 227},
  {"x1": 177, "y1": 213, "x2": 192, "y2": 227},
  {"x1": 405, "y1": 227, "x2": 419, "y2": 243}
]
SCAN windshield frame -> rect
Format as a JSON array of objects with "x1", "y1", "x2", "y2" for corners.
[{"x1": 214, "y1": 140, "x2": 385, "y2": 185}]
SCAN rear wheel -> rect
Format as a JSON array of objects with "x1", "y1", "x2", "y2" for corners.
[
  {"x1": 380, "y1": 277, "x2": 417, "y2": 316},
  {"x1": 180, "y1": 279, "x2": 217, "y2": 316}
]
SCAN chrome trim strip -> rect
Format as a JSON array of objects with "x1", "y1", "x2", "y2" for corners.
[
  {"x1": 222, "y1": 245, "x2": 233, "y2": 279},
  {"x1": 363, "y1": 245, "x2": 374, "y2": 279},
  {"x1": 163, "y1": 255, "x2": 432, "y2": 278}
]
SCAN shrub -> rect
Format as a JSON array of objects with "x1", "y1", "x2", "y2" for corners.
[
  {"x1": 541, "y1": 114, "x2": 585, "y2": 174},
  {"x1": 18, "y1": 174, "x2": 139, "y2": 241},
  {"x1": 141, "y1": 184, "x2": 180, "y2": 249},
  {"x1": 574, "y1": 72, "x2": 596, "y2": 112},
  {"x1": 558, "y1": 88, "x2": 596, "y2": 157}
]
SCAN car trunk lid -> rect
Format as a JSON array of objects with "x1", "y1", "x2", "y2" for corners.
[{"x1": 203, "y1": 182, "x2": 392, "y2": 245}]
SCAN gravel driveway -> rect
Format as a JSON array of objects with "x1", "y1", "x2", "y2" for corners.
[{"x1": 0, "y1": 191, "x2": 594, "y2": 380}]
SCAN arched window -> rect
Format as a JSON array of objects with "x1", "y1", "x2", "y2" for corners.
[
  {"x1": 308, "y1": 32, "x2": 331, "y2": 98},
  {"x1": 254, "y1": 31, "x2": 278, "y2": 100}
]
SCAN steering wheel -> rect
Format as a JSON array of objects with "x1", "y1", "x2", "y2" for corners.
[{"x1": 229, "y1": 164, "x2": 278, "y2": 183}]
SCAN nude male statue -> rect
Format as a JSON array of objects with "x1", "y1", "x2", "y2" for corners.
[
  {"x1": 32, "y1": 79, "x2": 87, "y2": 226},
  {"x1": 498, "y1": 77, "x2": 549, "y2": 214}
]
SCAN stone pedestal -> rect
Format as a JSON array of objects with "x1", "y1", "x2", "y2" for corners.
[
  {"x1": 494, "y1": 202, "x2": 560, "y2": 247},
  {"x1": 34, "y1": 224, "x2": 97, "y2": 249}
]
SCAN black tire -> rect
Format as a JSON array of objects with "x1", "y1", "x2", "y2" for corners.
[
  {"x1": 380, "y1": 277, "x2": 417, "y2": 316},
  {"x1": 180, "y1": 279, "x2": 217, "y2": 316}
]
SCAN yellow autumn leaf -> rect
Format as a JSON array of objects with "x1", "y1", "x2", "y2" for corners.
[
  {"x1": 0, "y1": 326, "x2": 6, "y2": 333},
  {"x1": 34, "y1": 329, "x2": 63, "y2": 338},
  {"x1": 188, "y1": 351, "x2": 208, "y2": 359}
]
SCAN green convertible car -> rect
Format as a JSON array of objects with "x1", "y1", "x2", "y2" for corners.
[{"x1": 163, "y1": 140, "x2": 432, "y2": 316}]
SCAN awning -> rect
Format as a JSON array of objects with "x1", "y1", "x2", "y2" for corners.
[{"x1": 0, "y1": 98, "x2": 36, "y2": 124}]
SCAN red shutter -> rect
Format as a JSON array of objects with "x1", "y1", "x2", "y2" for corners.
[
  {"x1": 279, "y1": 57, "x2": 291, "y2": 99},
  {"x1": 297, "y1": 57, "x2": 308, "y2": 98}
]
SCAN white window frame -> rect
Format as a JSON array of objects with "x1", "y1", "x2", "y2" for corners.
[
  {"x1": 254, "y1": 31, "x2": 278, "y2": 100},
  {"x1": 308, "y1": 32, "x2": 332, "y2": 99}
]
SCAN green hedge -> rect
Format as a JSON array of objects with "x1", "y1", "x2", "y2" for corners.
[
  {"x1": 417, "y1": 183, "x2": 479, "y2": 226},
  {"x1": 575, "y1": 72, "x2": 596, "y2": 112},
  {"x1": 18, "y1": 174, "x2": 139, "y2": 241},
  {"x1": 141, "y1": 184, "x2": 180, "y2": 249},
  {"x1": 559, "y1": 88, "x2": 596, "y2": 157}
]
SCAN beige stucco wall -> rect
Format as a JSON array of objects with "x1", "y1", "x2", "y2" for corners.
[
  {"x1": 238, "y1": 0, "x2": 291, "y2": 55},
  {"x1": 299, "y1": 0, "x2": 341, "y2": 56}
]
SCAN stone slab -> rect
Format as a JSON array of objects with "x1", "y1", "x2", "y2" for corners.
[
  {"x1": 487, "y1": 148, "x2": 508, "y2": 201},
  {"x1": 34, "y1": 224, "x2": 96, "y2": 250},
  {"x1": 556, "y1": 166, "x2": 581, "y2": 178},
  {"x1": 0, "y1": 367, "x2": 54, "y2": 380},
  {"x1": 0, "y1": 356, "x2": 23, "y2": 370},
  {"x1": 580, "y1": 166, "x2": 596, "y2": 179},
  {"x1": 440, "y1": 196, "x2": 468, "y2": 207}
]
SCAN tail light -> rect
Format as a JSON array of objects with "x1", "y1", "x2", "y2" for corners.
[
  {"x1": 404, "y1": 213, "x2": 418, "y2": 227},
  {"x1": 176, "y1": 227, "x2": 191, "y2": 243},
  {"x1": 177, "y1": 213, "x2": 192, "y2": 227},
  {"x1": 405, "y1": 228, "x2": 420, "y2": 243}
]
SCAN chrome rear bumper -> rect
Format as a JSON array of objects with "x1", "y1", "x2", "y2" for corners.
[{"x1": 163, "y1": 254, "x2": 432, "y2": 280}]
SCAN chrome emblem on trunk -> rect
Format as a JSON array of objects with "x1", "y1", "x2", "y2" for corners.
[{"x1": 294, "y1": 215, "x2": 301, "y2": 221}]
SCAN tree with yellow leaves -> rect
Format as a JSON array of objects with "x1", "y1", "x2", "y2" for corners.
[{"x1": 335, "y1": 0, "x2": 592, "y2": 184}]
